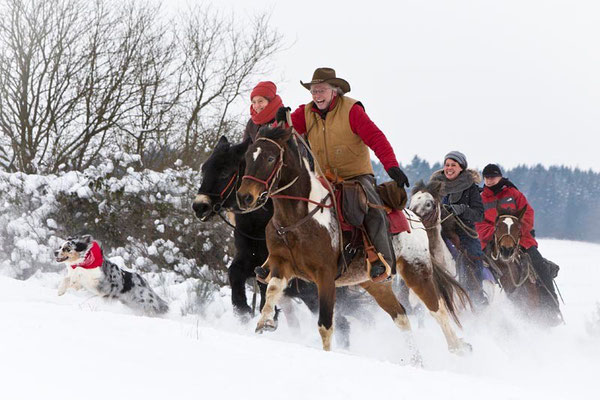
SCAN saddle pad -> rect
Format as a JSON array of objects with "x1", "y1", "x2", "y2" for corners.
[
  {"x1": 387, "y1": 209, "x2": 410, "y2": 234},
  {"x1": 317, "y1": 177, "x2": 410, "y2": 234}
]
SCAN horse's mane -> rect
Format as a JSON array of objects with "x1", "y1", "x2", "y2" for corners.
[
  {"x1": 411, "y1": 179, "x2": 443, "y2": 200},
  {"x1": 257, "y1": 125, "x2": 287, "y2": 140}
]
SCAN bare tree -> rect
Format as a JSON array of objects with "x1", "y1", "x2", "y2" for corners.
[
  {"x1": 175, "y1": 5, "x2": 282, "y2": 165},
  {"x1": 0, "y1": 0, "x2": 283, "y2": 173},
  {"x1": 0, "y1": 0, "x2": 87, "y2": 173}
]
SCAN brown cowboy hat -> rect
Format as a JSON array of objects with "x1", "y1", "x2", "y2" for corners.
[{"x1": 300, "y1": 67, "x2": 351, "y2": 94}]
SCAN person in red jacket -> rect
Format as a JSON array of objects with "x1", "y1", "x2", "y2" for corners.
[
  {"x1": 278, "y1": 67, "x2": 409, "y2": 281},
  {"x1": 476, "y1": 163, "x2": 560, "y2": 316}
]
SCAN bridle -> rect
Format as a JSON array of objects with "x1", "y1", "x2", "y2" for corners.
[
  {"x1": 239, "y1": 136, "x2": 333, "y2": 213},
  {"x1": 239, "y1": 137, "x2": 287, "y2": 213},
  {"x1": 197, "y1": 170, "x2": 239, "y2": 214},
  {"x1": 491, "y1": 215, "x2": 521, "y2": 262}
]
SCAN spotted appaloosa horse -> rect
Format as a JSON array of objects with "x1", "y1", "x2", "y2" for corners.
[
  {"x1": 236, "y1": 126, "x2": 472, "y2": 357},
  {"x1": 410, "y1": 180, "x2": 499, "y2": 304},
  {"x1": 192, "y1": 136, "x2": 352, "y2": 345},
  {"x1": 486, "y1": 205, "x2": 562, "y2": 325}
]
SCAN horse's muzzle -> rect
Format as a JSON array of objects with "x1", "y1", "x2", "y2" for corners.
[
  {"x1": 237, "y1": 192, "x2": 255, "y2": 210},
  {"x1": 192, "y1": 195, "x2": 213, "y2": 221},
  {"x1": 499, "y1": 246, "x2": 515, "y2": 261}
]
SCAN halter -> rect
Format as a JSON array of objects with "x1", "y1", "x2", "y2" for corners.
[
  {"x1": 491, "y1": 215, "x2": 521, "y2": 261},
  {"x1": 242, "y1": 137, "x2": 285, "y2": 192},
  {"x1": 238, "y1": 137, "x2": 288, "y2": 213},
  {"x1": 197, "y1": 170, "x2": 239, "y2": 213},
  {"x1": 239, "y1": 136, "x2": 331, "y2": 212}
]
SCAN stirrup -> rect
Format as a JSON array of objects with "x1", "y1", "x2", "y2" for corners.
[{"x1": 367, "y1": 252, "x2": 392, "y2": 283}]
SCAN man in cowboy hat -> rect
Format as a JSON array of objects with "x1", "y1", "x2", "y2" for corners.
[{"x1": 280, "y1": 67, "x2": 409, "y2": 282}]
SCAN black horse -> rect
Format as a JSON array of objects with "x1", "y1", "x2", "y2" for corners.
[{"x1": 192, "y1": 136, "x2": 351, "y2": 344}]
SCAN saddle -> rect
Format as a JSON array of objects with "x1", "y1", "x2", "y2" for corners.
[
  {"x1": 320, "y1": 178, "x2": 410, "y2": 235},
  {"x1": 318, "y1": 176, "x2": 410, "y2": 277}
]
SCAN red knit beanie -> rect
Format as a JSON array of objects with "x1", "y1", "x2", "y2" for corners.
[{"x1": 251, "y1": 81, "x2": 277, "y2": 100}]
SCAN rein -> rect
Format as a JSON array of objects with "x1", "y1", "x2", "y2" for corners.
[
  {"x1": 405, "y1": 205, "x2": 454, "y2": 232},
  {"x1": 216, "y1": 211, "x2": 266, "y2": 241},
  {"x1": 441, "y1": 204, "x2": 479, "y2": 239}
]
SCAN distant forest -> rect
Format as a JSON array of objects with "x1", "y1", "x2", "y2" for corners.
[{"x1": 373, "y1": 156, "x2": 600, "y2": 243}]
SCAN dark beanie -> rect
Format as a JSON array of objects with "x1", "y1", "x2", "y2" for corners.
[
  {"x1": 482, "y1": 163, "x2": 503, "y2": 178},
  {"x1": 250, "y1": 81, "x2": 277, "y2": 101},
  {"x1": 444, "y1": 151, "x2": 467, "y2": 169}
]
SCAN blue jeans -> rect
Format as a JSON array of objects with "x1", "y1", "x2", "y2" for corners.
[{"x1": 456, "y1": 232, "x2": 488, "y2": 294}]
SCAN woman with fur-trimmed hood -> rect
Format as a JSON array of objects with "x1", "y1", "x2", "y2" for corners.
[{"x1": 430, "y1": 151, "x2": 492, "y2": 305}]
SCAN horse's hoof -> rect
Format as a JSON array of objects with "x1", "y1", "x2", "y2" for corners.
[
  {"x1": 255, "y1": 319, "x2": 277, "y2": 334},
  {"x1": 450, "y1": 339, "x2": 473, "y2": 355}
]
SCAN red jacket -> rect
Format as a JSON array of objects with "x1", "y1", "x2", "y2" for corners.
[
  {"x1": 290, "y1": 98, "x2": 399, "y2": 170},
  {"x1": 475, "y1": 181, "x2": 538, "y2": 250}
]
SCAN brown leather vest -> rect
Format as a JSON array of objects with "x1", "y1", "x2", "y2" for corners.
[{"x1": 304, "y1": 96, "x2": 373, "y2": 179}]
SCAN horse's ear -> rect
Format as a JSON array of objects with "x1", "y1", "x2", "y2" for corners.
[
  {"x1": 516, "y1": 205, "x2": 528, "y2": 220},
  {"x1": 428, "y1": 180, "x2": 443, "y2": 199},
  {"x1": 216, "y1": 135, "x2": 229, "y2": 150}
]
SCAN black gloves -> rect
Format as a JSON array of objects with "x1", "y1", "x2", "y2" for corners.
[
  {"x1": 450, "y1": 204, "x2": 467, "y2": 215},
  {"x1": 386, "y1": 166, "x2": 410, "y2": 188},
  {"x1": 276, "y1": 106, "x2": 291, "y2": 124}
]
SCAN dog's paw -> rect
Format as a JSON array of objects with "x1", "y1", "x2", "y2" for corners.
[{"x1": 57, "y1": 287, "x2": 66, "y2": 296}]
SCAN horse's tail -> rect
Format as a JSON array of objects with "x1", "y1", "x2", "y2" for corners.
[{"x1": 432, "y1": 262, "x2": 471, "y2": 328}]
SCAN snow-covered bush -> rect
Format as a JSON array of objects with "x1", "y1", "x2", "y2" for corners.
[{"x1": 0, "y1": 152, "x2": 233, "y2": 284}]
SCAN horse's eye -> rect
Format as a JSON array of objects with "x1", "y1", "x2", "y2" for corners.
[{"x1": 267, "y1": 156, "x2": 276, "y2": 163}]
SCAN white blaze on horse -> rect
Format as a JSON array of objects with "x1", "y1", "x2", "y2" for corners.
[{"x1": 236, "y1": 126, "x2": 472, "y2": 360}]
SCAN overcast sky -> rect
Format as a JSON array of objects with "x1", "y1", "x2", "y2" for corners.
[{"x1": 185, "y1": 0, "x2": 600, "y2": 172}]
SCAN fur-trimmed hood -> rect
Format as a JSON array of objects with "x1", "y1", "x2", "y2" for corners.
[{"x1": 430, "y1": 169, "x2": 481, "y2": 197}]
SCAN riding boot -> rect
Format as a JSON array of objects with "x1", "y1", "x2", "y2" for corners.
[
  {"x1": 353, "y1": 175, "x2": 396, "y2": 281},
  {"x1": 526, "y1": 246, "x2": 560, "y2": 313}
]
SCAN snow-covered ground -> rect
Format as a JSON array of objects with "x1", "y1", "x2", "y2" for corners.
[{"x1": 1, "y1": 239, "x2": 599, "y2": 400}]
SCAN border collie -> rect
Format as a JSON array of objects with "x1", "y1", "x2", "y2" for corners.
[{"x1": 55, "y1": 235, "x2": 169, "y2": 315}]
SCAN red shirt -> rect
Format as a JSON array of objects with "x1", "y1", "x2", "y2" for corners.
[{"x1": 290, "y1": 97, "x2": 399, "y2": 170}]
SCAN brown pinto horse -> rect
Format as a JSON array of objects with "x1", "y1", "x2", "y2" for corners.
[
  {"x1": 236, "y1": 126, "x2": 472, "y2": 357},
  {"x1": 485, "y1": 205, "x2": 562, "y2": 324}
]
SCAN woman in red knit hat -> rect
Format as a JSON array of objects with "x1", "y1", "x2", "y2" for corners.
[{"x1": 243, "y1": 81, "x2": 284, "y2": 142}]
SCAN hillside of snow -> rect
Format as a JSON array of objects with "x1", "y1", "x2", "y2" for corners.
[{"x1": 1, "y1": 239, "x2": 599, "y2": 400}]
